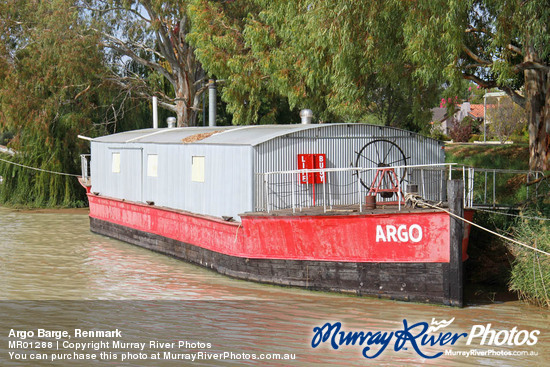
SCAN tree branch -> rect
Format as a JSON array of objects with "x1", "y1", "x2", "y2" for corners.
[
  {"x1": 464, "y1": 63, "x2": 490, "y2": 69},
  {"x1": 78, "y1": 4, "x2": 152, "y2": 23},
  {"x1": 462, "y1": 73, "x2": 526, "y2": 108},
  {"x1": 514, "y1": 61, "x2": 549, "y2": 72},
  {"x1": 462, "y1": 73, "x2": 496, "y2": 89},
  {"x1": 462, "y1": 45, "x2": 492, "y2": 65},
  {"x1": 141, "y1": 2, "x2": 178, "y2": 67},
  {"x1": 507, "y1": 44, "x2": 523, "y2": 56},
  {"x1": 106, "y1": 74, "x2": 177, "y2": 112},
  {"x1": 96, "y1": 30, "x2": 176, "y2": 85},
  {"x1": 500, "y1": 86, "x2": 526, "y2": 108},
  {"x1": 192, "y1": 83, "x2": 210, "y2": 112},
  {"x1": 465, "y1": 27, "x2": 492, "y2": 35}
]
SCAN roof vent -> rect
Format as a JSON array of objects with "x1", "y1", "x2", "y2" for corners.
[
  {"x1": 166, "y1": 117, "x2": 176, "y2": 128},
  {"x1": 300, "y1": 109, "x2": 313, "y2": 124}
]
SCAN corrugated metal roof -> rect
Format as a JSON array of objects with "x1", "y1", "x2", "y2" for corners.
[
  {"x1": 93, "y1": 124, "x2": 327, "y2": 146},
  {"x1": 199, "y1": 125, "x2": 315, "y2": 145},
  {"x1": 93, "y1": 126, "x2": 235, "y2": 144},
  {"x1": 92, "y1": 124, "x2": 432, "y2": 147}
]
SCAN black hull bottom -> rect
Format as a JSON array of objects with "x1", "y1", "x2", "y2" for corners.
[{"x1": 90, "y1": 217, "x2": 460, "y2": 305}]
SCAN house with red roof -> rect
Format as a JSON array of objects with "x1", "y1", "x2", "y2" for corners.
[{"x1": 430, "y1": 102, "x2": 489, "y2": 135}]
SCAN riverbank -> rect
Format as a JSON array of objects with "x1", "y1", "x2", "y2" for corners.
[
  {"x1": 13, "y1": 207, "x2": 90, "y2": 215},
  {"x1": 445, "y1": 143, "x2": 530, "y2": 170},
  {"x1": 0, "y1": 204, "x2": 89, "y2": 215},
  {"x1": 446, "y1": 143, "x2": 549, "y2": 308}
]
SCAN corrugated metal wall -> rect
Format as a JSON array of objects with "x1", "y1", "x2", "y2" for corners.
[
  {"x1": 91, "y1": 124, "x2": 444, "y2": 218},
  {"x1": 91, "y1": 142, "x2": 253, "y2": 219},
  {"x1": 253, "y1": 124, "x2": 445, "y2": 211}
]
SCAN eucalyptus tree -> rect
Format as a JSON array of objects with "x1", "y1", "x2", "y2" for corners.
[
  {"x1": 189, "y1": 0, "x2": 440, "y2": 128},
  {"x1": 81, "y1": 0, "x2": 207, "y2": 126},
  {"x1": 401, "y1": 0, "x2": 549, "y2": 170}
]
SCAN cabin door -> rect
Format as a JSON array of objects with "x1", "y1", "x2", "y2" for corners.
[{"x1": 122, "y1": 148, "x2": 143, "y2": 202}]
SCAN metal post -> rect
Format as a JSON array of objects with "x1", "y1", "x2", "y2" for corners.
[
  {"x1": 462, "y1": 166, "x2": 466, "y2": 207},
  {"x1": 421, "y1": 168, "x2": 426, "y2": 198},
  {"x1": 358, "y1": 170, "x2": 363, "y2": 212},
  {"x1": 483, "y1": 93, "x2": 487, "y2": 143},
  {"x1": 474, "y1": 169, "x2": 476, "y2": 207},
  {"x1": 327, "y1": 171, "x2": 333, "y2": 209},
  {"x1": 265, "y1": 174, "x2": 270, "y2": 213},
  {"x1": 298, "y1": 173, "x2": 304, "y2": 211},
  {"x1": 202, "y1": 84, "x2": 206, "y2": 126},
  {"x1": 398, "y1": 167, "x2": 402, "y2": 211},
  {"x1": 493, "y1": 170, "x2": 497, "y2": 208},
  {"x1": 465, "y1": 167, "x2": 474, "y2": 208},
  {"x1": 306, "y1": 169, "x2": 310, "y2": 208},
  {"x1": 291, "y1": 172, "x2": 296, "y2": 214},
  {"x1": 323, "y1": 169, "x2": 327, "y2": 213},
  {"x1": 440, "y1": 167, "x2": 444, "y2": 202},
  {"x1": 152, "y1": 96, "x2": 158, "y2": 129},
  {"x1": 208, "y1": 79, "x2": 217, "y2": 127},
  {"x1": 484, "y1": 171, "x2": 488, "y2": 204}
]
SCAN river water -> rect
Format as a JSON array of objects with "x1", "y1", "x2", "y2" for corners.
[{"x1": 0, "y1": 207, "x2": 548, "y2": 366}]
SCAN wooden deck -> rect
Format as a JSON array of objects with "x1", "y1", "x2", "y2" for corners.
[{"x1": 243, "y1": 203, "x2": 446, "y2": 217}]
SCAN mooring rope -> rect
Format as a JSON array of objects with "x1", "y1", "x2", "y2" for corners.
[
  {"x1": 0, "y1": 157, "x2": 80, "y2": 177},
  {"x1": 404, "y1": 193, "x2": 550, "y2": 257}
]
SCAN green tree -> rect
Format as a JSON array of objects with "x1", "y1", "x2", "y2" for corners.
[
  {"x1": 188, "y1": 0, "x2": 292, "y2": 125},
  {"x1": 487, "y1": 97, "x2": 527, "y2": 143},
  {"x1": 400, "y1": 0, "x2": 549, "y2": 171},
  {"x1": 188, "y1": 0, "x2": 440, "y2": 128},
  {"x1": 0, "y1": 0, "x2": 107, "y2": 207}
]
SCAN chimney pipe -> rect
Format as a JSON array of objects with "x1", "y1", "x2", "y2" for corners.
[
  {"x1": 166, "y1": 117, "x2": 176, "y2": 128},
  {"x1": 209, "y1": 79, "x2": 217, "y2": 127},
  {"x1": 300, "y1": 109, "x2": 313, "y2": 124},
  {"x1": 152, "y1": 96, "x2": 158, "y2": 129}
]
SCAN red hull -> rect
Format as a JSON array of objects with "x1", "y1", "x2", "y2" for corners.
[{"x1": 88, "y1": 194, "x2": 472, "y2": 263}]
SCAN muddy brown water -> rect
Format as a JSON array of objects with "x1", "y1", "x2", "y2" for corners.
[{"x1": 0, "y1": 207, "x2": 548, "y2": 366}]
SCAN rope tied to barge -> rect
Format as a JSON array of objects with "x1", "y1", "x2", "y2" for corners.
[
  {"x1": 0, "y1": 157, "x2": 80, "y2": 177},
  {"x1": 404, "y1": 193, "x2": 550, "y2": 257}
]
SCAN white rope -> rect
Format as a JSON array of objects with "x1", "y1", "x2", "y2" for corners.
[
  {"x1": 474, "y1": 208, "x2": 550, "y2": 221},
  {"x1": 0, "y1": 157, "x2": 79, "y2": 177},
  {"x1": 234, "y1": 222, "x2": 242, "y2": 244},
  {"x1": 405, "y1": 194, "x2": 550, "y2": 257}
]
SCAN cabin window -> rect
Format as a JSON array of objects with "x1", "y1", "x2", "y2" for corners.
[
  {"x1": 147, "y1": 154, "x2": 158, "y2": 177},
  {"x1": 191, "y1": 156, "x2": 205, "y2": 182},
  {"x1": 111, "y1": 153, "x2": 121, "y2": 173}
]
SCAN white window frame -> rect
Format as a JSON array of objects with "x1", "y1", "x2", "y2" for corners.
[{"x1": 191, "y1": 156, "x2": 205, "y2": 182}]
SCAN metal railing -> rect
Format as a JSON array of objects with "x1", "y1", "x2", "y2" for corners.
[
  {"x1": 452, "y1": 167, "x2": 546, "y2": 208},
  {"x1": 80, "y1": 154, "x2": 91, "y2": 182},
  {"x1": 255, "y1": 164, "x2": 547, "y2": 213},
  {"x1": 257, "y1": 163, "x2": 455, "y2": 213}
]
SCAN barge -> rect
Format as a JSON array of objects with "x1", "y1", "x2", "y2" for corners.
[{"x1": 81, "y1": 123, "x2": 472, "y2": 306}]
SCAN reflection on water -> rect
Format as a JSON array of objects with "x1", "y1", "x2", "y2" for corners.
[{"x1": 0, "y1": 207, "x2": 548, "y2": 366}]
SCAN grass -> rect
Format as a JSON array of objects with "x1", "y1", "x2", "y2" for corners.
[{"x1": 445, "y1": 143, "x2": 530, "y2": 170}]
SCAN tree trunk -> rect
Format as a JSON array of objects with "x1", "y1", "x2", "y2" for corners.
[
  {"x1": 524, "y1": 49, "x2": 550, "y2": 171},
  {"x1": 176, "y1": 99, "x2": 187, "y2": 127},
  {"x1": 174, "y1": 69, "x2": 200, "y2": 127}
]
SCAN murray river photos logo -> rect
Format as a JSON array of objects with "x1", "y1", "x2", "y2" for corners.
[{"x1": 311, "y1": 318, "x2": 540, "y2": 359}]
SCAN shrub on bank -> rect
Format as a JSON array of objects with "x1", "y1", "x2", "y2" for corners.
[{"x1": 508, "y1": 209, "x2": 550, "y2": 308}]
